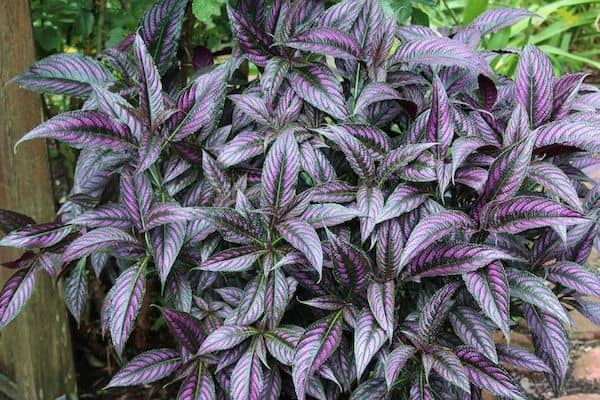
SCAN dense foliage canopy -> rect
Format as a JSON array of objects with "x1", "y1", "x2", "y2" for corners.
[{"x1": 2, "y1": 0, "x2": 600, "y2": 399}]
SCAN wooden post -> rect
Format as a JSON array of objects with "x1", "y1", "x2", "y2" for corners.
[{"x1": 0, "y1": 1, "x2": 78, "y2": 399}]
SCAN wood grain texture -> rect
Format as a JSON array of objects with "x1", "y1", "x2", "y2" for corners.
[{"x1": 0, "y1": 1, "x2": 78, "y2": 399}]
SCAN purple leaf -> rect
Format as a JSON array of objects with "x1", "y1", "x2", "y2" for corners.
[
  {"x1": 472, "y1": 135, "x2": 535, "y2": 219},
  {"x1": 200, "y1": 246, "x2": 263, "y2": 272},
  {"x1": 355, "y1": 82, "x2": 401, "y2": 114},
  {"x1": 120, "y1": 168, "x2": 153, "y2": 230},
  {"x1": 375, "y1": 220, "x2": 403, "y2": 277},
  {"x1": 106, "y1": 348, "x2": 181, "y2": 387},
  {"x1": 349, "y1": 378, "x2": 387, "y2": 400},
  {"x1": 303, "y1": 203, "x2": 362, "y2": 229},
  {"x1": 377, "y1": 143, "x2": 437, "y2": 183},
  {"x1": 504, "y1": 104, "x2": 530, "y2": 146},
  {"x1": 552, "y1": 73, "x2": 587, "y2": 119},
  {"x1": 165, "y1": 67, "x2": 228, "y2": 142},
  {"x1": 276, "y1": 219, "x2": 323, "y2": 278},
  {"x1": 285, "y1": 27, "x2": 362, "y2": 59},
  {"x1": 70, "y1": 204, "x2": 133, "y2": 229},
  {"x1": 265, "y1": 268, "x2": 291, "y2": 329},
  {"x1": 64, "y1": 258, "x2": 88, "y2": 324},
  {"x1": 144, "y1": 203, "x2": 199, "y2": 230},
  {"x1": 264, "y1": 326, "x2": 302, "y2": 366},
  {"x1": 449, "y1": 306, "x2": 497, "y2": 363},
  {"x1": 230, "y1": 94, "x2": 270, "y2": 126},
  {"x1": 227, "y1": 5, "x2": 273, "y2": 67},
  {"x1": 218, "y1": 130, "x2": 264, "y2": 167},
  {"x1": 292, "y1": 311, "x2": 343, "y2": 400},
  {"x1": 496, "y1": 345, "x2": 551, "y2": 373},
  {"x1": 393, "y1": 38, "x2": 492, "y2": 77},
  {"x1": 535, "y1": 121, "x2": 600, "y2": 152},
  {"x1": 385, "y1": 345, "x2": 416, "y2": 388},
  {"x1": 422, "y1": 345, "x2": 470, "y2": 392},
  {"x1": 177, "y1": 362, "x2": 216, "y2": 400},
  {"x1": 152, "y1": 222, "x2": 185, "y2": 286},
  {"x1": 91, "y1": 85, "x2": 144, "y2": 141},
  {"x1": 507, "y1": 268, "x2": 570, "y2": 326},
  {"x1": 410, "y1": 379, "x2": 434, "y2": 400},
  {"x1": 481, "y1": 196, "x2": 587, "y2": 234},
  {"x1": 192, "y1": 207, "x2": 261, "y2": 246},
  {"x1": 327, "y1": 232, "x2": 370, "y2": 293},
  {"x1": 400, "y1": 210, "x2": 477, "y2": 269},
  {"x1": 15, "y1": 111, "x2": 134, "y2": 151},
  {"x1": 545, "y1": 261, "x2": 600, "y2": 297},
  {"x1": 197, "y1": 325, "x2": 257, "y2": 355},
  {"x1": 261, "y1": 57, "x2": 290, "y2": 107},
  {"x1": 234, "y1": 276, "x2": 266, "y2": 326},
  {"x1": 354, "y1": 308, "x2": 386, "y2": 380},
  {"x1": 0, "y1": 222, "x2": 72, "y2": 249},
  {"x1": 357, "y1": 186, "x2": 384, "y2": 242},
  {"x1": 467, "y1": 8, "x2": 536, "y2": 35},
  {"x1": 367, "y1": 280, "x2": 395, "y2": 341},
  {"x1": 289, "y1": 65, "x2": 349, "y2": 120},
  {"x1": 418, "y1": 283, "x2": 460, "y2": 341},
  {"x1": 377, "y1": 185, "x2": 428, "y2": 224},
  {"x1": 523, "y1": 304, "x2": 569, "y2": 392},
  {"x1": 63, "y1": 227, "x2": 142, "y2": 263},
  {"x1": 133, "y1": 34, "x2": 165, "y2": 127},
  {"x1": 260, "y1": 367, "x2": 282, "y2": 400},
  {"x1": 0, "y1": 266, "x2": 37, "y2": 330},
  {"x1": 0, "y1": 210, "x2": 35, "y2": 234},
  {"x1": 515, "y1": 45, "x2": 553, "y2": 127},
  {"x1": 161, "y1": 308, "x2": 203, "y2": 353},
  {"x1": 261, "y1": 130, "x2": 300, "y2": 212},
  {"x1": 427, "y1": 75, "x2": 453, "y2": 158},
  {"x1": 451, "y1": 136, "x2": 488, "y2": 178},
  {"x1": 528, "y1": 162, "x2": 582, "y2": 211},
  {"x1": 12, "y1": 53, "x2": 114, "y2": 97},
  {"x1": 405, "y1": 243, "x2": 516, "y2": 279},
  {"x1": 463, "y1": 262, "x2": 510, "y2": 338},
  {"x1": 108, "y1": 261, "x2": 147, "y2": 357},
  {"x1": 230, "y1": 346, "x2": 263, "y2": 400},
  {"x1": 140, "y1": 0, "x2": 189, "y2": 73},
  {"x1": 317, "y1": 126, "x2": 377, "y2": 182},
  {"x1": 456, "y1": 346, "x2": 526, "y2": 400}
]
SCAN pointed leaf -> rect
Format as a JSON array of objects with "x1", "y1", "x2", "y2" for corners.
[
  {"x1": 0, "y1": 223, "x2": 72, "y2": 249},
  {"x1": 450, "y1": 306, "x2": 497, "y2": 363},
  {"x1": 467, "y1": 8, "x2": 536, "y2": 35},
  {"x1": 367, "y1": 280, "x2": 395, "y2": 340},
  {"x1": 134, "y1": 34, "x2": 165, "y2": 127},
  {"x1": 276, "y1": 219, "x2": 322, "y2": 278},
  {"x1": 328, "y1": 232, "x2": 371, "y2": 293},
  {"x1": 63, "y1": 227, "x2": 142, "y2": 262},
  {"x1": 357, "y1": 186, "x2": 384, "y2": 242},
  {"x1": 385, "y1": 345, "x2": 416, "y2": 388},
  {"x1": 152, "y1": 222, "x2": 185, "y2": 286},
  {"x1": 303, "y1": 203, "x2": 362, "y2": 229},
  {"x1": 106, "y1": 348, "x2": 181, "y2": 387},
  {"x1": 515, "y1": 45, "x2": 553, "y2": 127},
  {"x1": 261, "y1": 131, "x2": 300, "y2": 212},
  {"x1": 496, "y1": 345, "x2": 551, "y2": 373},
  {"x1": 292, "y1": 311, "x2": 343, "y2": 400},
  {"x1": 546, "y1": 261, "x2": 600, "y2": 297},
  {"x1": 64, "y1": 258, "x2": 88, "y2": 324},
  {"x1": 177, "y1": 362, "x2": 216, "y2": 400},
  {"x1": 0, "y1": 266, "x2": 36, "y2": 330},
  {"x1": 285, "y1": 27, "x2": 361, "y2": 59},
  {"x1": 161, "y1": 308, "x2": 203, "y2": 353},
  {"x1": 197, "y1": 325, "x2": 257, "y2": 355},
  {"x1": 528, "y1": 162, "x2": 581, "y2": 211},
  {"x1": 200, "y1": 246, "x2": 263, "y2": 272},
  {"x1": 289, "y1": 65, "x2": 349, "y2": 120},
  {"x1": 423, "y1": 346, "x2": 470, "y2": 392},
  {"x1": 354, "y1": 308, "x2": 386, "y2": 380}
]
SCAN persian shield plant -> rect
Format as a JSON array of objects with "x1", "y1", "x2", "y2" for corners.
[{"x1": 2, "y1": 0, "x2": 600, "y2": 398}]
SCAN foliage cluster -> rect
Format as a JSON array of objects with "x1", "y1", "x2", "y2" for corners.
[{"x1": 2, "y1": 0, "x2": 600, "y2": 399}]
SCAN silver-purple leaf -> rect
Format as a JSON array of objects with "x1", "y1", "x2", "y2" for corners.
[
  {"x1": 377, "y1": 185, "x2": 428, "y2": 224},
  {"x1": 528, "y1": 162, "x2": 582, "y2": 211},
  {"x1": 0, "y1": 266, "x2": 37, "y2": 330},
  {"x1": 91, "y1": 85, "x2": 144, "y2": 141},
  {"x1": 152, "y1": 222, "x2": 185, "y2": 286},
  {"x1": 276, "y1": 219, "x2": 322, "y2": 278},
  {"x1": 467, "y1": 8, "x2": 536, "y2": 35},
  {"x1": 377, "y1": 143, "x2": 436, "y2": 183},
  {"x1": 197, "y1": 325, "x2": 257, "y2": 355},
  {"x1": 356, "y1": 186, "x2": 384, "y2": 242},
  {"x1": 427, "y1": 75, "x2": 453, "y2": 158},
  {"x1": 354, "y1": 308, "x2": 386, "y2": 380},
  {"x1": 177, "y1": 362, "x2": 216, "y2": 400},
  {"x1": 106, "y1": 348, "x2": 181, "y2": 387},
  {"x1": 317, "y1": 126, "x2": 376, "y2": 182},
  {"x1": 455, "y1": 346, "x2": 527, "y2": 400},
  {"x1": 355, "y1": 82, "x2": 401, "y2": 114},
  {"x1": 289, "y1": 65, "x2": 349, "y2": 120},
  {"x1": 367, "y1": 280, "x2": 395, "y2": 341},
  {"x1": 545, "y1": 261, "x2": 600, "y2": 297},
  {"x1": 482, "y1": 196, "x2": 587, "y2": 234},
  {"x1": 302, "y1": 203, "x2": 362, "y2": 229},
  {"x1": 161, "y1": 308, "x2": 203, "y2": 353},
  {"x1": 400, "y1": 210, "x2": 477, "y2": 269},
  {"x1": 64, "y1": 257, "x2": 88, "y2": 324},
  {"x1": 463, "y1": 262, "x2": 510, "y2": 338},
  {"x1": 109, "y1": 261, "x2": 147, "y2": 357},
  {"x1": 0, "y1": 210, "x2": 35, "y2": 234},
  {"x1": 0, "y1": 223, "x2": 72, "y2": 249},
  {"x1": 134, "y1": 34, "x2": 165, "y2": 127},
  {"x1": 422, "y1": 346, "x2": 470, "y2": 393},
  {"x1": 496, "y1": 345, "x2": 551, "y2": 373},
  {"x1": 12, "y1": 53, "x2": 114, "y2": 97},
  {"x1": 449, "y1": 306, "x2": 497, "y2": 363},
  {"x1": 515, "y1": 45, "x2": 553, "y2": 127},
  {"x1": 261, "y1": 130, "x2": 300, "y2": 212},
  {"x1": 504, "y1": 104, "x2": 530, "y2": 146},
  {"x1": 234, "y1": 276, "x2": 266, "y2": 326},
  {"x1": 70, "y1": 204, "x2": 133, "y2": 229},
  {"x1": 507, "y1": 268, "x2": 570, "y2": 326},
  {"x1": 200, "y1": 246, "x2": 263, "y2": 272},
  {"x1": 63, "y1": 227, "x2": 142, "y2": 263},
  {"x1": 285, "y1": 27, "x2": 362, "y2": 59},
  {"x1": 121, "y1": 168, "x2": 153, "y2": 230},
  {"x1": 15, "y1": 111, "x2": 134, "y2": 151},
  {"x1": 230, "y1": 345, "x2": 263, "y2": 400},
  {"x1": 227, "y1": 5, "x2": 273, "y2": 67},
  {"x1": 292, "y1": 311, "x2": 343, "y2": 400},
  {"x1": 535, "y1": 121, "x2": 600, "y2": 153},
  {"x1": 385, "y1": 345, "x2": 416, "y2": 388}
]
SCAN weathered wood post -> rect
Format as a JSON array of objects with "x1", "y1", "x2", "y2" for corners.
[{"x1": 0, "y1": 1, "x2": 78, "y2": 399}]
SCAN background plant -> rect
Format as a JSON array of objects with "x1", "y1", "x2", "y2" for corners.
[{"x1": 1, "y1": 0, "x2": 600, "y2": 399}]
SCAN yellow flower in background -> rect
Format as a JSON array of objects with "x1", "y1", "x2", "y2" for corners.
[
  {"x1": 64, "y1": 46, "x2": 78, "y2": 54},
  {"x1": 555, "y1": 8, "x2": 579, "y2": 25}
]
